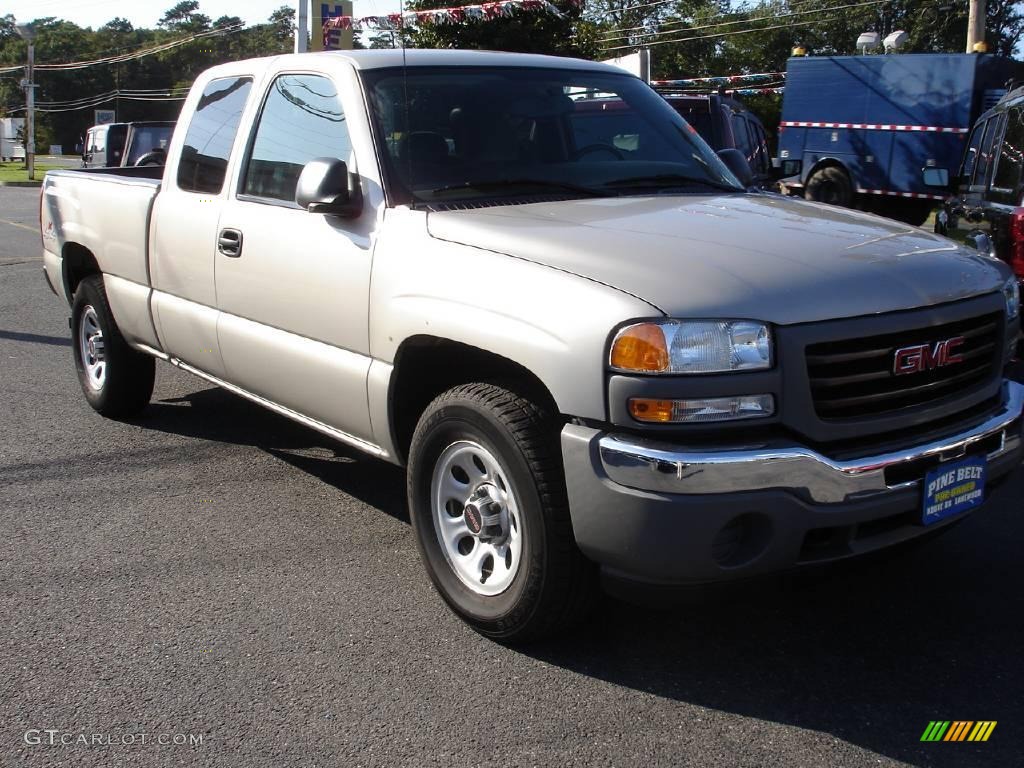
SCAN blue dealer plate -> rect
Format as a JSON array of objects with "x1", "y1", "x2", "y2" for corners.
[{"x1": 922, "y1": 456, "x2": 987, "y2": 525}]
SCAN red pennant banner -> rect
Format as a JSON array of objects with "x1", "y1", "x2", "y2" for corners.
[{"x1": 323, "y1": 0, "x2": 573, "y2": 36}]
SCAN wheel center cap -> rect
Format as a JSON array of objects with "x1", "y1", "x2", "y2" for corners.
[
  {"x1": 463, "y1": 502, "x2": 484, "y2": 535},
  {"x1": 464, "y1": 484, "x2": 504, "y2": 541}
]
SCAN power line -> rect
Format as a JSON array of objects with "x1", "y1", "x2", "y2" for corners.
[
  {"x1": 7, "y1": 88, "x2": 190, "y2": 113},
  {"x1": 604, "y1": 14, "x2": 840, "y2": 50},
  {"x1": 601, "y1": 0, "x2": 887, "y2": 45},
  {"x1": 0, "y1": 23, "x2": 243, "y2": 75},
  {"x1": 598, "y1": 0, "x2": 830, "y2": 39},
  {"x1": 602, "y1": 0, "x2": 884, "y2": 50}
]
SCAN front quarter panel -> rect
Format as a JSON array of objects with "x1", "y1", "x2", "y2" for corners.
[{"x1": 370, "y1": 207, "x2": 661, "y2": 421}]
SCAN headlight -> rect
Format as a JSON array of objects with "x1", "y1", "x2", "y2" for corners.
[
  {"x1": 610, "y1": 320, "x2": 772, "y2": 374},
  {"x1": 1005, "y1": 277, "x2": 1020, "y2": 321}
]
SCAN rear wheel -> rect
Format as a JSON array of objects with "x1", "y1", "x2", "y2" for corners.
[
  {"x1": 804, "y1": 166, "x2": 853, "y2": 207},
  {"x1": 71, "y1": 275, "x2": 154, "y2": 417},
  {"x1": 407, "y1": 382, "x2": 596, "y2": 642}
]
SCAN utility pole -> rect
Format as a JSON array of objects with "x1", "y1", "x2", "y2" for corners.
[
  {"x1": 15, "y1": 23, "x2": 36, "y2": 181},
  {"x1": 966, "y1": 0, "x2": 987, "y2": 53},
  {"x1": 295, "y1": 0, "x2": 308, "y2": 53}
]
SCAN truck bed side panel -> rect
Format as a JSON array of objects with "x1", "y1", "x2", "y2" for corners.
[{"x1": 42, "y1": 170, "x2": 161, "y2": 349}]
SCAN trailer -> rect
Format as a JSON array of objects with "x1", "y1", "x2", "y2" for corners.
[{"x1": 778, "y1": 53, "x2": 1019, "y2": 225}]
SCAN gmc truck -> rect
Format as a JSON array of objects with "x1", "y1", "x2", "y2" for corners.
[{"x1": 40, "y1": 51, "x2": 1023, "y2": 642}]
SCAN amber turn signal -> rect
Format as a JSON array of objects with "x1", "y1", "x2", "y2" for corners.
[
  {"x1": 628, "y1": 398, "x2": 675, "y2": 422},
  {"x1": 609, "y1": 323, "x2": 669, "y2": 373}
]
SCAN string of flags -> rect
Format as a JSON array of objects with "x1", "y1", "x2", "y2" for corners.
[
  {"x1": 323, "y1": 0, "x2": 580, "y2": 36},
  {"x1": 651, "y1": 72, "x2": 786, "y2": 87}
]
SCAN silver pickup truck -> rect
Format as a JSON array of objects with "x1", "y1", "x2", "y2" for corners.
[{"x1": 41, "y1": 50, "x2": 1023, "y2": 641}]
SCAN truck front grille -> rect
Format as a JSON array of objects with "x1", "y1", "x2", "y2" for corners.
[{"x1": 806, "y1": 312, "x2": 1002, "y2": 420}]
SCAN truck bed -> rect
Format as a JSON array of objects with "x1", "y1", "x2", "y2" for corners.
[{"x1": 43, "y1": 167, "x2": 163, "y2": 296}]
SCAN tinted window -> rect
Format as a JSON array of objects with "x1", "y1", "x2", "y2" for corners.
[
  {"x1": 971, "y1": 116, "x2": 1003, "y2": 190},
  {"x1": 668, "y1": 102, "x2": 714, "y2": 144},
  {"x1": 364, "y1": 67, "x2": 740, "y2": 206},
  {"x1": 959, "y1": 121, "x2": 986, "y2": 183},
  {"x1": 177, "y1": 77, "x2": 253, "y2": 195},
  {"x1": 127, "y1": 125, "x2": 173, "y2": 165},
  {"x1": 749, "y1": 121, "x2": 770, "y2": 174},
  {"x1": 991, "y1": 106, "x2": 1024, "y2": 204},
  {"x1": 242, "y1": 74, "x2": 351, "y2": 202},
  {"x1": 731, "y1": 114, "x2": 753, "y2": 159}
]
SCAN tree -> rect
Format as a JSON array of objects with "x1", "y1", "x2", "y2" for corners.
[
  {"x1": 159, "y1": 1, "x2": 211, "y2": 32},
  {"x1": 406, "y1": 0, "x2": 589, "y2": 56}
]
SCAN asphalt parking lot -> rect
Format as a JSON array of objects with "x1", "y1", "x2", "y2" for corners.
[{"x1": 1, "y1": 185, "x2": 1021, "y2": 767}]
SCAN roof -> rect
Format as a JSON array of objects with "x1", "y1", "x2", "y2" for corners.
[{"x1": 260, "y1": 48, "x2": 628, "y2": 74}]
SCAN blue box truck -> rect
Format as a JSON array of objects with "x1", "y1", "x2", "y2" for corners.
[{"x1": 778, "y1": 53, "x2": 1018, "y2": 225}]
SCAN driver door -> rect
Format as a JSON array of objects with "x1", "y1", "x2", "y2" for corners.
[{"x1": 214, "y1": 72, "x2": 375, "y2": 442}]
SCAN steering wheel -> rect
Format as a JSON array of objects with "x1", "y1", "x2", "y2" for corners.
[{"x1": 571, "y1": 143, "x2": 626, "y2": 161}]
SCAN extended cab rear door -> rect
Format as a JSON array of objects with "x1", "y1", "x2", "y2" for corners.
[
  {"x1": 213, "y1": 65, "x2": 379, "y2": 443},
  {"x1": 149, "y1": 74, "x2": 254, "y2": 377}
]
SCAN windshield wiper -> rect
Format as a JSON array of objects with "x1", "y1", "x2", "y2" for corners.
[
  {"x1": 430, "y1": 178, "x2": 606, "y2": 197},
  {"x1": 602, "y1": 174, "x2": 740, "y2": 193}
]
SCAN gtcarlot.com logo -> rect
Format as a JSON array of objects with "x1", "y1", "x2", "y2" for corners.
[
  {"x1": 920, "y1": 721, "x2": 997, "y2": 742},
  {"x1": 24, "y1": 729, "x2": 204, "y2": 747}
]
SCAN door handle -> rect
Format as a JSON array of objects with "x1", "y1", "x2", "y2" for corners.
[{"x1": 218, "y1": 228, "x2": 243, "y2": 257}]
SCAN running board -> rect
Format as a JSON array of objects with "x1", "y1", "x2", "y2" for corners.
[{"x1": 168, "y1": 357, "x2": 389, "y2": 460}]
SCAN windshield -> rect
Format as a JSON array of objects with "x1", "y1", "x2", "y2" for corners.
[
  {"x1": 362, "y1": 66, "x2": 742, "y2": 206},
  {"x1": 126, "y1": 125, "x2": 173, "y2": 165}
]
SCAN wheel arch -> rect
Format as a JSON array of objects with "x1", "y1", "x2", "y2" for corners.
[
  {"x1": 387, "y1": 335, "x2": 561, "y2": 466},
  {"x1": 804, "y1": 157, "x2": 852, "y2": 186},
  {"x1": 61, "y1": 242, "x2": 102, "y2": 303}
]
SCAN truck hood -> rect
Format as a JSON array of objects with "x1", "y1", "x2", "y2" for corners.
[{"x1": 425, "y1": 194, "x2": 1008, "y2": 325}]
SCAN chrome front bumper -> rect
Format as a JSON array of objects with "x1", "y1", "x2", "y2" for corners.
[{"x1": 599, "y1": 381, "x2": 1024, "y2": 505}]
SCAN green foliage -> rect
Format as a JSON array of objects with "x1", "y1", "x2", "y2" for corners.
[
  {"x1": 0, "y1": 4, "x2": 296, "y2": 152},
  {"x1": 406, "y1": 0, "x2": 590, "y2": 56}
]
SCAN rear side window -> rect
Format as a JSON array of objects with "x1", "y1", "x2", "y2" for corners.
[
  {"x1": 959, "y1": 120, "x2": 985, "y2": 184},
  {"x1": 177, "y1": 76, "x2": 253, "y2": 195},
  {"x1": 241, "y1": 74, "x2": 352, "y2": 203},
  {"x1": 731, "y1": 114, "x2": 753, "y2": 160},
  {"x1": 970, "y1": 116, "x2": 1003, "y2": 191},
  {"x1": 748, "y1": 120, "x2": 770, "y2": 175},
  {"x1": 991, "y1": 106, "x2": 1024, "y2": 204}
]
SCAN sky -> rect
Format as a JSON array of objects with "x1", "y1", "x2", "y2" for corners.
[{"x1": 4, "y1": 0, "x2": 397, "y2": 30}]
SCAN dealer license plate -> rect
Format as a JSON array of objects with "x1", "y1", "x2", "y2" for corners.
[{"x1": 922, "y1": 456, "x2": 987, "y2": 526}]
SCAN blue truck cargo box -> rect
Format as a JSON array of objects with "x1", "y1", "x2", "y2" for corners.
[{"x1": 778, "y1": 54, "x2": 1017, "y2": 221}]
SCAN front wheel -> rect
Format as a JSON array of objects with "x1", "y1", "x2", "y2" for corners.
[
  {"x1": 407, "y1": 382, "x2": 596, "y2": 642},
  {"x1": 71, "y1": 275, "x2": 155, "y2": 417}
]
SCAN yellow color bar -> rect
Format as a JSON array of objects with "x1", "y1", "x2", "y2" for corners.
[{"x1": 969, "y1": 721, "x2": 997, "y2": 742}]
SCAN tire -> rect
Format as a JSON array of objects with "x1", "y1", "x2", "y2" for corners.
[
  {"x1": 804, "y1": 166, "x2": 853, "y2": 207},
  {"x1": 407, "y1": 382, "x2": 596, "y2": 642},
  {"x1": 71, "y1": 275, "x2": 155, "y2": 418}
]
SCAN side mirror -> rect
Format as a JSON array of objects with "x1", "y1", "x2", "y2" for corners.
[
  {"x1": 717, "y1": 148, "x2": 754, "y2": 188},
  {"x1": 771, "y1": 157, "x2": 802, "y2": 180},
  {"x1": 922, "y1": 167, "x2": 949, "y2": 189},
  {"x1": 296, "y1": 157, "x2": 362, "y2": 217}
]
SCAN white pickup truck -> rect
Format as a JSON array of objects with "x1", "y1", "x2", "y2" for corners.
[{"x1": 41, "y1": 50, "x2": 1022, "y2": 641}]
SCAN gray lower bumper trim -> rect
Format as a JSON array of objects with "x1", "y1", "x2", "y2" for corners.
[{"x1": 599, "y1": 381, "x2": 1024, "y2": 504}]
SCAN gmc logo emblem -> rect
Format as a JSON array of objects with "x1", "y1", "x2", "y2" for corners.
[{"x1": 893, "y1": 336, "x2": 966, "y2": 376}]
